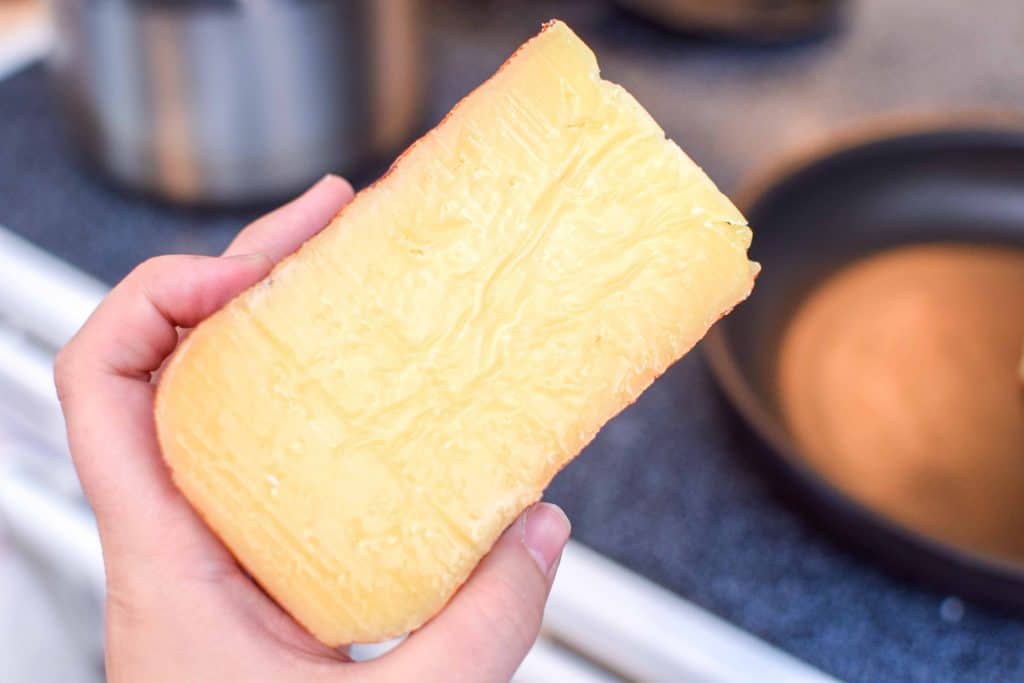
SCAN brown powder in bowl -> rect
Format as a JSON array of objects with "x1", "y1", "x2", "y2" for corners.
[{"x1": 778, "y1": 243, "x2": 1024, "y2": 565}]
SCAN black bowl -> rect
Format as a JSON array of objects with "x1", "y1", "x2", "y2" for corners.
[{"x1": 704, "y1": 122, "x2": 1024, "y2": 608}]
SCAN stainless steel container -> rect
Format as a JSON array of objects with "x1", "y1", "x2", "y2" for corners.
[{"x1": 49, "y1": 0, "x2": 424, "y2": 204}]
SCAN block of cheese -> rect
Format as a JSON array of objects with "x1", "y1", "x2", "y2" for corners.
[{"x1": 155, "y1": 19, "x2": 756, "y2": 645}]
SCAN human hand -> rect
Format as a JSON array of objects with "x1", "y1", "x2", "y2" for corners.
[{"x1": 54, "y1": 176, "x2": 571, "y2": 683}]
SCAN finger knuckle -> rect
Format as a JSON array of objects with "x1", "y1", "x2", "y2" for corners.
[{"x1": 131, "y1": 255, "x2": 172, "y2": 281}]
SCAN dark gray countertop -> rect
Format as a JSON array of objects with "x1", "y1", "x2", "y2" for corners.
[{"x1": 3, "y1": 1, "x2": 1024, "y2": 680}]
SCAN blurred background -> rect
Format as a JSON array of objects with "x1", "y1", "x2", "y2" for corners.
[{"x1": 1, "y1": 1, "x2": 1023, "y2": 681}]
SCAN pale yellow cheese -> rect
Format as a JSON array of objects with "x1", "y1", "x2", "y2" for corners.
[{"x1": 155, "y1": 20, "x2": 756, "y2": 645}]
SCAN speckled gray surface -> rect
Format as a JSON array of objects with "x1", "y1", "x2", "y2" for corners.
[{"x1": 3, "y1": 1, "x2": 1024, "y2": 680}]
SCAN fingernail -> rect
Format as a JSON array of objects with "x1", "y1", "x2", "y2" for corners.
[
  {"x1": 312, "y1": 174, "x2": 354, "y2": 198},
  {"x1": 522, "y1": 503, "x2": 571, "y2": 576},
  {"x1": 228, "y1": 252, "x2": 272, "y2": 265}
]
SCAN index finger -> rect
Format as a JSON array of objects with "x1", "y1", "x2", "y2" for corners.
[
  {"x1": 56, "y1": 177, "x2": 354, "y2": 575},
  {"x1": 223, "y1": 174, "x2": 353, "y2": 260}
]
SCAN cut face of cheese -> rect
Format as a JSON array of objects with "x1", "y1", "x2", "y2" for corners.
[{"x1": 155, "y1": 19, "x2": 756, "y2": 646}]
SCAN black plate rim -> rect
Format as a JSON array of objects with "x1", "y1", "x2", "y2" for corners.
[{"x1": 704, "y1": 119, "x2": 1024, "y2": 605}]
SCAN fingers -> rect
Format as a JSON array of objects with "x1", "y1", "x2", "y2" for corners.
[
  {"x1": 380, "y1": 504, "x2": 571, "y2": 683},
  {"x1": 223, "y1": 174, "x2": 354, "y2": 260},
  {"x1": 64, "y1": 254, "x2": 274, "y2": 381},
  {"x1": 54, "y1": 174, "x2": 354, "y2": 582},
  {"x1": 55, "y1": 254, "x2": 274, "y2": 575}
]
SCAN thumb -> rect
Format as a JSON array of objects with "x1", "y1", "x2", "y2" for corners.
[{"x1": 381, "y1": 503, "x2": 571, "y2": 683}]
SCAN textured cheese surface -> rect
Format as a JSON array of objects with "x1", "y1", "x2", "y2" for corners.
[{"x1": 155, "y1": 20, "x2": 756, "y2": 646}]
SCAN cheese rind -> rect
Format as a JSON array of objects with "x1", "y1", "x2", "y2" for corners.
[{"x1": 155, "y1": 20, "x2": 756, "y2": 645}]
